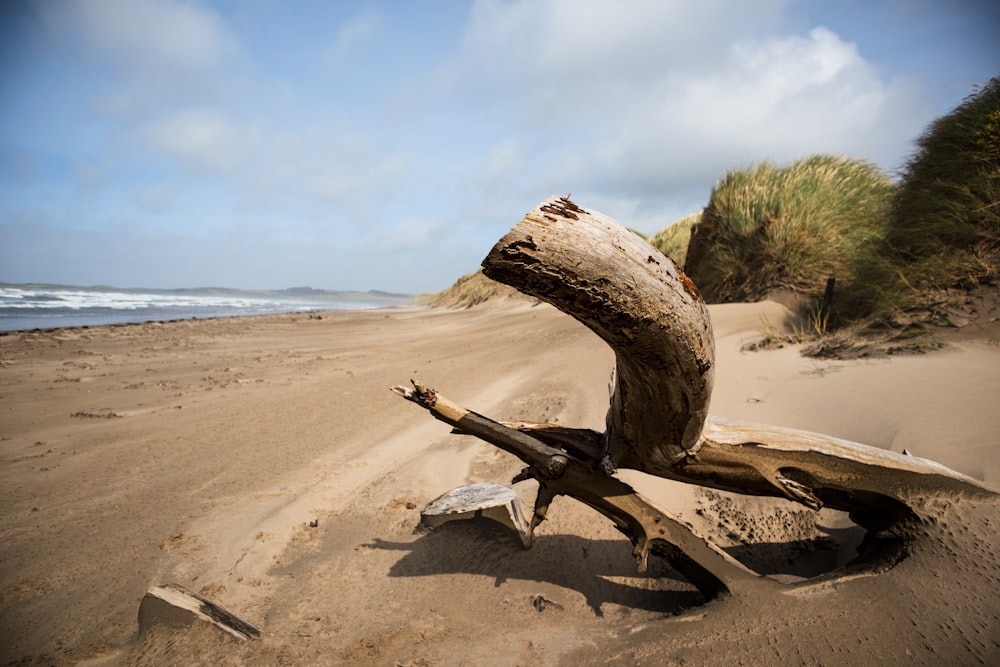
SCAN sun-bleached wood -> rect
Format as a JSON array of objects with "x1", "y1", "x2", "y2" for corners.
[
  {"x1": 138, "y1": 584, "x2": 260, "y2": 641},
  {"x1": 482, "y1": 196, "x2": 714, "y2": 471},
  {"x1": 393, "y1": 196, "x2": 997, "y2": 598}
]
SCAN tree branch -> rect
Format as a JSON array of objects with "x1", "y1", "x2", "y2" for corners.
[{"x1": 392, "y1": 380, "x2": 757, "y2": 599}]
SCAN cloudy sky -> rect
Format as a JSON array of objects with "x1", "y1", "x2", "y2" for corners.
[{"x1": 1, "y1": 0, "x2": 997, "y2": 293}]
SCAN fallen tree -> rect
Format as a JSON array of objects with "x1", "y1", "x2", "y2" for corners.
[{"x1": 393, "y1": 196, "x2": 996, "y2": 601}]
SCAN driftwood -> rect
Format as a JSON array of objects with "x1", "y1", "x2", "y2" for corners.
[
  {"x1": 139, "y1": 584, "x2": 260, "y2": 641},
  {"x1": 393, "y1": 196, "x2": 996, "y2": 600},
  {"x1": 421, "y1": 482, "x2": 533, "y2": 549}
]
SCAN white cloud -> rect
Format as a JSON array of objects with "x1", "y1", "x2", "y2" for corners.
[
  {"x1": 136, "y1": 104, "x2": 411, "y2": 241},
  {"x1": 462, "y1": 0, "x2": 788, "y2": 84},
  {"x1": 450, "y1": 2, "x2": 927, "y2": 212},
  {"x1": 38, "y1": 0, "x2": 237, "y2": 73},
  {"x1": 39, "y1": 1, "x2": 409, "y2": 231},
  {"x1": 37, "y1": 0, "x2": 241, "y2": 116},
  {"x1": 382, "y1": 217, "x2": 446, "y2": 251},
  {"x1": 138, "y1": 183, "x2": 178, "y2": 215},
  {"x1": 145, "y1": 109, "x2": 257, "y2": 173},
  {"x1": 635, "y1": 28, "x2": 922, "y2": 174},
  {"x1": 326, "y1": 10, "x2": 379, "y2": 70}
]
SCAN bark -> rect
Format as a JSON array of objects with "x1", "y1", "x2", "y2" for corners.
[{"x1": 393, "y1": 195, "x2": 997, "y2": 599}]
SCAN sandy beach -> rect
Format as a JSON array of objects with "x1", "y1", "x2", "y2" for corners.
[{"x1": 2, "y1": 297, "x2": 998, "y2": 665}]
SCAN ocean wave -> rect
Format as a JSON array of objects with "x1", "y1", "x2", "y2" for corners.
[
  {"x1": 0, "y1": 287, "x2": 285, "y2": 311},
  {"x1": 0, "y1": 284, "x2": 412, "y2": 331}
]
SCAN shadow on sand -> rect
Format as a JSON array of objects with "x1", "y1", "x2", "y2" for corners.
[
  {"x1": 367, "y1": 514, "x2": 869, "y2": 615},
  {"x1": 367, "y1": 518, "x2": 703, "y2": 617}
]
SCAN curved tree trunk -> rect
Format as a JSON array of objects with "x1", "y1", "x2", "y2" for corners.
[
  {"x1": 482, "y1": 196, "x2": 714, "y2": 472},
  {"x1": 394, "y1": 195, "x2": 996, "y2": 599}
]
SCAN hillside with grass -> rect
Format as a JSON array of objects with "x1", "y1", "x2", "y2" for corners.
[
  {"x1": 885, "y1": 76, "x2": 1000, "y2": 293},
  {"x1": 650, "y1": 211, "x2": 699, "y2": 267},
  {"x1": 415, "y1": 269, "x2": 531, "y2": 308},
  {"x1": 681, "y1": 76, "x2": 999, "y2": 350},
  {"x1": 428, "y1": 77, "x2": 998, "y2": 353},
  {"x1": 683, "y1": 154, "x2": 894, "y2": 315}
]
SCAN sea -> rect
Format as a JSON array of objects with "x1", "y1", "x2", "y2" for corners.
[{"x1": 0, "y1": 283, "x2": 414, "y2": 332}]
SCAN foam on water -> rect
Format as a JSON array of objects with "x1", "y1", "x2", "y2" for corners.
[
  {"x1": 1, "y1": 287, "x2": 278, "y2": 311},
  {"x1": 0, "y1": 285, "x2": 412, "y2": 331}
]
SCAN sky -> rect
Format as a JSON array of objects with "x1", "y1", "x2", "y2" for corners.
[{"x1": 1, "y1": 0, "x2": 998, "y2": 294}]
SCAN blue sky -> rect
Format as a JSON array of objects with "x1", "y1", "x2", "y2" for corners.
[{"x1": 1, "y1": 0, "x2": 997, "y2": 293}]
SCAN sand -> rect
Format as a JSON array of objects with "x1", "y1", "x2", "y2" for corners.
[{"x1": 1, "y1": 298, "x2": 998, "y2": 665}]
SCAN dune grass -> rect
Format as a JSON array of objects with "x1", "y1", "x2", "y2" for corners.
[
  {"x1": 676, "y1": 77, "x2": 999, "y2": 341},
  {"x1": 416, "y1": 269, "x2": 525, "y2": 308},
  {"x1": 650, "y1": 211, "x2": 699, "y2": 267},
  {"x1": 682, "y1": 154, "x2": 895, "y2": 322},
  {"x1": 885, "y1": 76, "x2": 1000, "y2": 290}
]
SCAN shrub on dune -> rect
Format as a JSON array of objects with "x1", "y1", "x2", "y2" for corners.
[
  {"x1": 886, "y1": 76, "x2": 1000, "y2": 290},
  {"x1": 650, "y1": 211, "x2": 699, "y2": 267},
  {"x1": 683, "y1": 154, "x2": 895, "y2": 322}
]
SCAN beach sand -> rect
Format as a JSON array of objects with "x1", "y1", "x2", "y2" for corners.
[{"x1": 1, "y1": 298, "x2": 998, "y2": 665}]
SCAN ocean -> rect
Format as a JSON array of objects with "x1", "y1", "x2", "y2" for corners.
[{"x1": 0, "y1": 283, "x2": 414, "y2": 332}]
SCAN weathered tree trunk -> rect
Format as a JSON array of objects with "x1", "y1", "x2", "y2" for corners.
[
  {"x1": 482, "y1": 196, "x2": 714, "y2": 472},
  {"x1": 393, "y1": 195, "x2": 996, "y2": 599}
]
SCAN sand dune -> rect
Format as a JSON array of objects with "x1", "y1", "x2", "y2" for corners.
[{"x1": 1, "y1": 299, "x2": 997, "y2": 665}]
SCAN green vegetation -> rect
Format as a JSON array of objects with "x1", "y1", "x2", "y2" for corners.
[
  {"x1": 683, "y1": 154, "x2": 895, "y2": 320},
  {"x1": 416, "y1": 269, "x2": 523, "y2": 308},
  {"x1": 650, "y1": 211, "x2": 699, "y2": 267},
  {"x1": 677, "y1": 76, "x2": 1000, "y2": 345},
  {"x1": 885, "y1": 76, "x2": 1000, "y2": 290}
]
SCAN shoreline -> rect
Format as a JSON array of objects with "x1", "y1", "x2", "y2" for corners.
[
  {"x1": 0, "y1": 282, "x2": 415, "y2": 334},
  {"x1": 0, "y1": 303, "x2": 420, "y2": 335}
]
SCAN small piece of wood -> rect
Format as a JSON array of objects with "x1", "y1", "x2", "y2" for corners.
[
  {"x1": 138, "y1": 584, "x2": 261, "y2": 641},
  {"x1": 421, "y1": 482, "x2": 532, "y2": 548}
]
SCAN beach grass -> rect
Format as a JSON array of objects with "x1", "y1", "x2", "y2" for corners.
[
  {"x1": 415, "y1": 269, "x2": 522, "y2": 308},
  {"x1": 682, "y1": 154, "x2": 895, "y2": 322},
  {"x1": 674, "y1": 76, "x2": 999, "y2": 338},
  {"x1": 885, "y1": 75, "x2": 1000, "y2": 291},
  {"x1": 650, "y1": 211, "x2": 699, "y2": 267}
]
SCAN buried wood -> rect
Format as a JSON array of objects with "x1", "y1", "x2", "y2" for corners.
[
  {"x1": 138, "y1": 584, "x2": 261, "y2": 641},
  {"x1": 392, "y1": 196, "x2": 997, "y2": 600}
]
